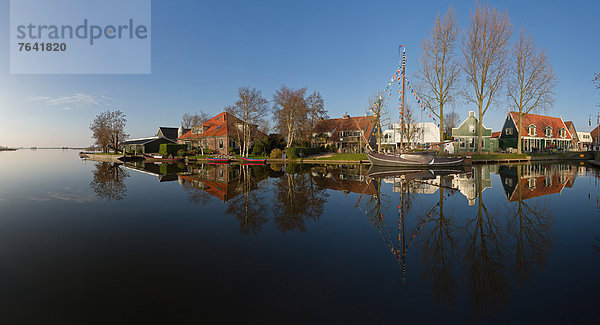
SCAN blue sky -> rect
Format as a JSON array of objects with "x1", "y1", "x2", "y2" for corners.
[{"x1": 0, "y1": 0, "x2": 598, "y2": 147}]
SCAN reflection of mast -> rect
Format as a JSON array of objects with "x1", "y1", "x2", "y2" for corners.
[{"x1": 398, "y1": 179, "x2": 407, "y2": 283}]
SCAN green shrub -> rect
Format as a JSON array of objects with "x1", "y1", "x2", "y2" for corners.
[
  {"x1": 286, "y1": 147, "x2": 320, "y2": 158},
  {"x1": 176, "y1": 149, "x2": 186, "y2": 157},
  {"x1": 286, "y1": 147, "x2": 298, "y2": 158},
  {"x1": 159, "y1": 143, "x2": 187, "y2": 156},
  {"x1": 270, "y1": 148, "x2": 282, "y2": 159},
  {"x1": 228, "y1": 147, "x2": 235, "y2": 155}
]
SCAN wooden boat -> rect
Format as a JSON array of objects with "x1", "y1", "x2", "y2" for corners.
[
  {"x1": 241, "y1": 157, "x2": 267, "y2": 164},
  {"x1": 207, "y1": 157, "x2": 230, "y2": 163},
  {"x1": 367, "y1": 151, "x2": 465, "y2": 167}
]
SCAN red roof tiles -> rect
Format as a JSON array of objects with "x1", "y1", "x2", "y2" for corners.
[
  {"x1": 509, "y1": 112, "x2": 571, "y2": 139},
  {"x1": 177, "y1": 112, "x2": 265, "y2": 140},
  {"x1": 313, "y1": 115, "x2": 376, "y2": 142}
]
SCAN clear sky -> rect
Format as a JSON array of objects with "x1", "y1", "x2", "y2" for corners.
[{"x1": 0, "y1": 0, "x2": 598, "y2": 147}]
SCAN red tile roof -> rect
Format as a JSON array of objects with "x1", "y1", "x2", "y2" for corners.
[
  {"x1": 509, "y1": 112, "x2": 571, "y2": 139},
  {"x1": 313, "y1": 115, "x2": 376, "y2": 141},
  {"x1": 178, "y1": 112, "x2": 265, "y2": 140},
  {"x1": 509, "y1": 174, "x2": 565, "y2": 201},
  {"x1": 491, "y1": 131, "x2": 501, "y2": 138}
]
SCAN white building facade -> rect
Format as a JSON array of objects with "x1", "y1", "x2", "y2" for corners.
[
  {"x1": 577, "y1": 131, "x2": 592, "y2": 150},
  {"x1": 382, "y1": 122, "x2": 441, "y2": 148}
]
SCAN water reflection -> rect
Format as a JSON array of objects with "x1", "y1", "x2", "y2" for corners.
[
  {"x1": 90, "y1": 162, "x2": 129, "y2": 201},
  {"x1": 109, "y1": 160, "x2": 586, "y2": 314}
]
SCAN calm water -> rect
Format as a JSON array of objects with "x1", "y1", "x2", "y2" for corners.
[{"x1": 1, "y1": 150, "x2": 600, "y2": 324}]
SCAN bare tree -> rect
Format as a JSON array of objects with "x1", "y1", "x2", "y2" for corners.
[
  {"x1": 369, "y1": 93, "x2": 387, "y2": 152},
  {"x1": 273, "y1": 86, "x2": 308, "y2": 148},
  {"x1": 225, "y1": 87, "x2": 269, "y2": 157},
  {"x1": 403, "y1": 103, "x2": 421, "y2": 147},
  {"x1": 109, "y1": 110, "x2": 128, "y2": 151},
  {"x1": 305, "y1": 91, "x2": 328, "y2": 137},
  {"x1": 416, "y1": 6, "x2": 461, "y2": 153},
  {"x1": 90, "y1": 110, "x2": 128, "y2": 153},
  {"x1": 463, "y1": 2, "x2": 512, "y2": 154},
  {"x1": 181, "y1": 112, "x2": 209, "y2": 128},
  {"x1": 90, "y1": 112, "x2": 111, "y2": 152},
  {"x1": 444, "y1": 110, "x2": 460, "y2": 137},
  {"x1": 508, "y1": 28, "x2": 556, "y2": 154}
]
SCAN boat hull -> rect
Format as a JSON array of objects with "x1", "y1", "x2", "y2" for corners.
[
  {"x1": 241, "y1": 157, "x2": 267, "y2": 164},
  {"x1": 367, "y1": 152, "x2": 464, "y2": 167}
]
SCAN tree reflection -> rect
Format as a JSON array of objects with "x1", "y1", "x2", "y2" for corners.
[
  {"x1": 89, "y1": 162, "x2": 129, "y2": 201},
  {"x1": 420, "y1": 182, "x2": 458, "y2": 309},
  {"x1": 226, "y1": 165, "x2": 269, "y2": 234},
  {"x1": 273, "y1": 165, "x2": 327, "y2": 233},
  {"x1": 464, "y1": 165, "x2": 508, "y2": 314},
  {"x1": 508, "y1": 165, "x2": 553, "y2": 287}
]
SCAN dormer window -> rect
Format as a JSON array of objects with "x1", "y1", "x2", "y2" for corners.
[
  {"x1": 559, "y1": 128, "x2": 566, "y2": 138},
  {"x1": 528, "y1": 124, "x2": 536, "y2": 136},
  {"x1": 545, "y1": 126, "x2": 553, "y2": 138}
]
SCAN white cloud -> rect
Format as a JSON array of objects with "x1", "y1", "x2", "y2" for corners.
[{"x1": 28, "y1": 93, "x2": 112, "y2": 110}]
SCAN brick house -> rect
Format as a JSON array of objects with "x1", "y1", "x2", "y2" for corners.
[
  {"x1": 311, "y1": 114, "x2": 376, "y2": 152},
  {"x1": 499, "y1": 112, "x2": 573, "y2": 152},
  {"x1": 177, "y1": 112, "x2": 266, "y2": 155}
]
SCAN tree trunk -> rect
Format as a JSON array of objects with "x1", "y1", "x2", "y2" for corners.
[
  {"x1": 517, "y1": 111, "x2": 523, "y2": 154},
  {"x1": 478, "y1": 107, "x2": 483, "y2": 155},
  {"x1": 439, "y1": 104, "x2": 445, "y2": 154}
]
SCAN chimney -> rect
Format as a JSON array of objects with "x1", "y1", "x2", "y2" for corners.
[
  {"x1": 343, "y1": 112, "x2": 350, "y2": 119},
  {"x1": 178, "y1": 125, "x2": 184, "y2": 137},
  {"x1": 468, "y1": 111, "x2": 475, "y2": 118}
]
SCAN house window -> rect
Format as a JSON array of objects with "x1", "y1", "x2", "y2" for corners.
[
  {"x1": 505, "y1": 127, "x2": 513, "y2": 135},
  {"x1": 203, "y1": 139, "x2": 209, "y2": 148},
  {"x1": 469, "y1": 138, "x2": 475, "y2": 148},
  {"x1": 459, "y1": 138, "x2": 465, "y2": 148},
  {"x1": 218, "y1": 139, "x2": 224, "y2": 149},
  {"x1": 559, "y1": 128, "x2": 566, "y2": 138},
  {"x1": 528, "y1": 125, "x2": 536, "y2": 136},
  {"x1": 219, "y1": 168, "x2": 224, "y2": 180},
  {"x1": 545, "y1": 126, "x2": 552, "y2": 137}
]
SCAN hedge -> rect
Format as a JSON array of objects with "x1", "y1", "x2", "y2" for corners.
[
  {"x1": 285, "y1": 147, "x2": 321, "y2": 158},
  {"x1": 159, "y1": 143, "x2": 187, "y2": 156}
]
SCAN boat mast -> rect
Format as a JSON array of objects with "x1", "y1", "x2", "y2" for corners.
[{"x1": 400, "y1": 46, "x2": 406, "y2": 152}]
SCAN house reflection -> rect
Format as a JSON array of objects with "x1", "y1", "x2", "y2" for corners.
[
  {"x1": 452, "y1": 165, "x2": 493, "y2": 205},
  {"x1": 311, "y1": 165, "x2": 376, "y2": 195},
  {"x1": 123, "y1": 161, "x2": 188, "y2": 182},
  {"x1": 499, "y1": 164, "x2": 577, "y2": 201},
  {"x1": 178, "y1": 164, "x2": 270, "y2": 203}
]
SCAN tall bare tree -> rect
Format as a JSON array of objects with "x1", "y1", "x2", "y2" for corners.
[
  {"x1": 90, "y1": 110, "x2": 128, "y2": 153},
  {"x1": 369, "y1": 93, "x2": 387, "y2": 152},
  {"x1": 273, "y1": 86, "x2": 308, "y2": 148},
  {"x1": 305, "y1": 91, "x2": 328, "y2": 136},
  {"x1": 463, "y1": 2, "x2": 512, "y2": 154},
  {"x1": 416, "y1": 6, "x2": 461, "y2": 153},
  {"x1": 225, "y1": 87, "x2": 269, "y2": 157},
  {"x1": 403, "y1": 103, "x2": 421, "y2": 148},
  {"x1": 181, "y1": 112, "x2": 209, "y2": 128},
  {"x1": 90, "y1": 112, "x2": 111, "y2": 152},
  {"x1": 508, "y1": 28, "x2": 556, "y2": 154},
  {"x1": 108, "y1": 110, "x2": 128, "y2": 151},
  {"x1": 444, "y1": 110, "x2": 460, "y2": 138}
]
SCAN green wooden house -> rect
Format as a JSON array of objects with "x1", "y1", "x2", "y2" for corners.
[{"x1": 451, "y1": 111, "x2": 498, "y2": 153}]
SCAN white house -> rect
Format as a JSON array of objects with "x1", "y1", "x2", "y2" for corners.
[
  {"x1": 382, "y1": 122, "x2": 441, "y2": 148},
  {"x1": 577, "y1": 131, "x2": 592, "y2": 150}
]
